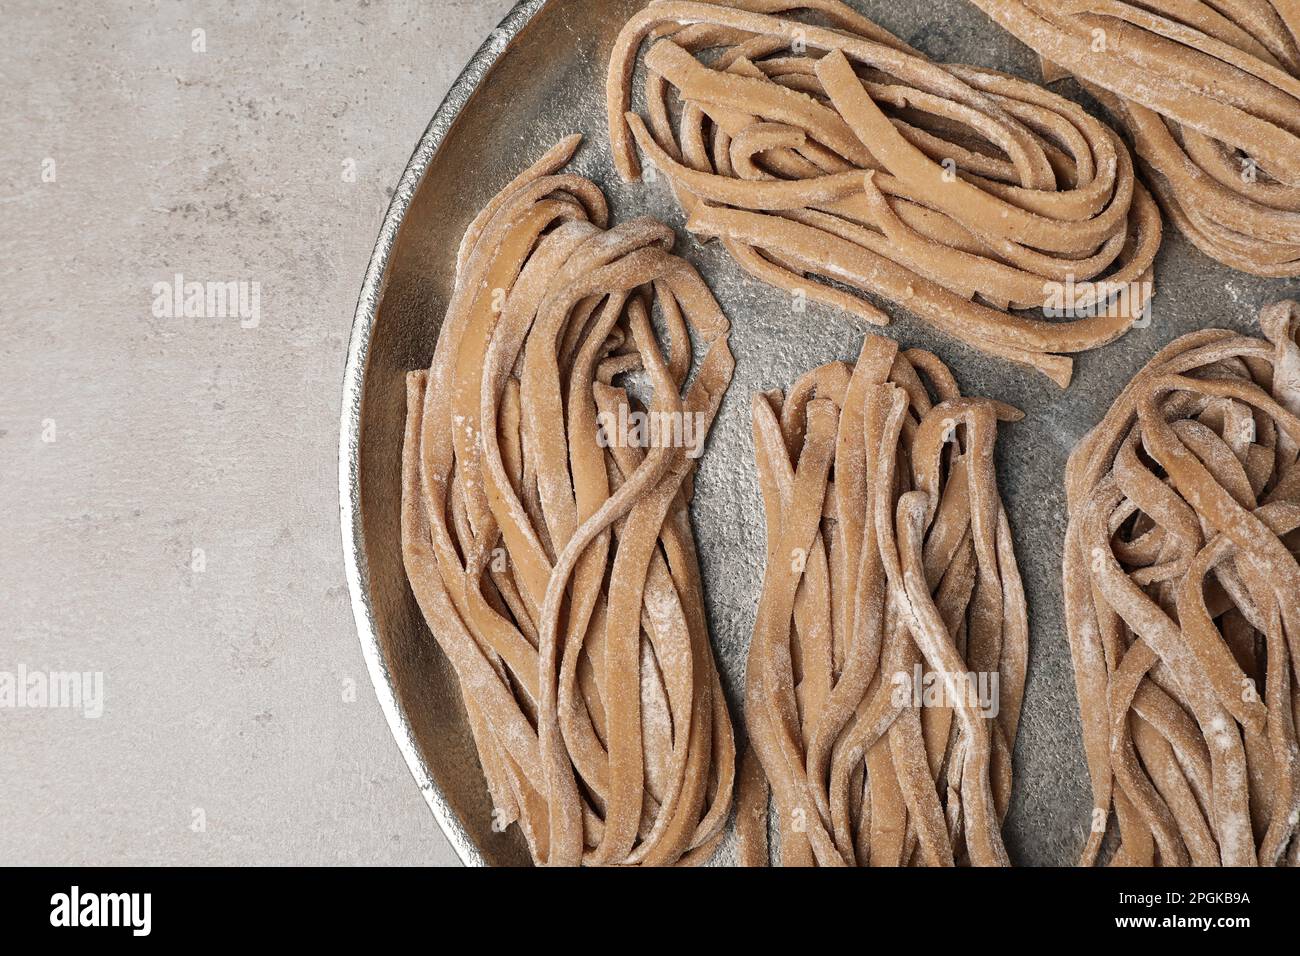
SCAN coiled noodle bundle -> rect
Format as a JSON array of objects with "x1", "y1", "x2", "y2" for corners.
[
  {"x1": 1064, "y1": 301, "x2": 1300, "y2": 866},
  {"x1": 738, "y1": 334, "x2": 1028, "y2": 866},
  {"x1": 608, "y1": 0, "x2": 1163, "y2": 387},
  {"x1": 971, "y1": 0, "x2": 1300, "y2": 276},
  {"x1": 401, "y1": 136, "x2": 737, "y2": 866}
]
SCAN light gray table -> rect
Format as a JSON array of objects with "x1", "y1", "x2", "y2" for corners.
[{"x1": 1, "y1": 0, "x2": 517, "y2": 866}]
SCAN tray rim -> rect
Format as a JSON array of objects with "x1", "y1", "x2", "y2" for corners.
[{"x1": 338, "y1": 0, "x2": 549, "y2": 868}]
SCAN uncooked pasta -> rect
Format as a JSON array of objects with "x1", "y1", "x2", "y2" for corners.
[
  {"x1": 738, "y1": 333, "x2": 1028, "y2": 866},
  {"x1": 400, "y1": 135, "x2": 736, "y2": 866},
  {"x1": 607, "y1": 0, "x2": 1162, "y2": 387},
  {"x1": 970, "y1": 0, "x2": 1300, "y2": 277},
  {"x1": 1063, "y1": 301, "x2": 1300, "y2": 866}
]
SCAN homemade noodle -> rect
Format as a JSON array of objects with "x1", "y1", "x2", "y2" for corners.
[
  {"x1": 970, "y1": 0, "x2": 1300, "y2": 277},
  {"x1": 1064, "y1": 301, "x2": 1300, "y2": 866},
  {"x1": 401, "y1": 135, "x2": 737, "y2": 866},
  {"x1": 607, "y1": 0, "x2": 1162, "y2": 387},
  {"x1": 739, "y1": 334, "x2": 1027, "y2": 866}
]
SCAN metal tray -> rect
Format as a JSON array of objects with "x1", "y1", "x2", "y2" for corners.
[{"x1": 340, "y1": 0, "x2": 1297, "y2": 866}]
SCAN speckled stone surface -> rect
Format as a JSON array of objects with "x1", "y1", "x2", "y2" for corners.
[{"x1": 1, "y1": 0, "x2": 516, "y2": 866}]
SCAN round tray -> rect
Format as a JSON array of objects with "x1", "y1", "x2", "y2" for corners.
[{"x1": 340, "y1": 0, "x2": 1295, "y2": 866}]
